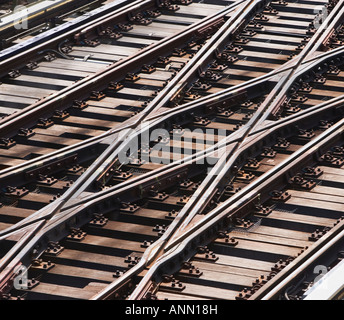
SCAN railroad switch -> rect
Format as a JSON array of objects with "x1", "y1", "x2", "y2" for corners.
[
  {"x1": 67, "y1": 228, "x2": 86, "y2": 242},
  {"x1": 89, "y1": 213, "x2": 108, "y2": 227},
  {"x1": 44, "y1": 242, "x2": 64, "y2": 256},
  {"x1": 194, "y1": 246, "x2": 218, "y2": 262}
]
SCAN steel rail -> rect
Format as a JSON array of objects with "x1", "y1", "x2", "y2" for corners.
[
  {"x1": 2, "y1": 26, "x2": 344, "y2": 248},
  {"x1": 46, "y1": 0, "x2": 261, "y2": 202},
  {"x1": 133, "y1": 0, "x2": 270, "y2": 118},
  {"x1": 1, "y1": 40, "x2": 343, "y2": 192},
  {"x1": 258, "y1": 222, "x2": 344, "y2": 300},
  {"x1": 0, "y1": 0, "x2": 103, "y2": 47},
  {"x1": 0, "y1": 140, "x2": 232, "y2": 297},
  {"x1": 0, "y1": 0, "x2": 244, "y2": 138},
  {"x1": 101, "y1": 95, "x2": 344, "y2": 299},
  {"x1": 0, "y1": 0, "x2": 145, "y2": 64},
  {"x1": 149, "y1": 0, "x2": 344, "y2": 246},
  {"x1": 253, "y1": 0, "x2": 344, "y2": 125},
  {"x1": 129, "y1": 115, "x2": 344, "y2": 300},
  {"x1": 3, "y1": 0, "x2": 344, "y2": 199},
  {"x1": 1, "y1": 0, "x2": 342, "y2": 300},
  {"x1": 3, "y1": 33, "x2": 343, "y2": 287}
]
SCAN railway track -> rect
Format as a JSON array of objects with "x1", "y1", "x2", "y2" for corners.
[
  {"x1": 0, "y1": 0, "x2": 107, "y2": 49},
  {"x1": 0, "y1": 0, "x2": 344, "y2": 302}
]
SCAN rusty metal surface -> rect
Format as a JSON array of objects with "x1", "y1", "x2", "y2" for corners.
[{"x1": 0, "y1": 0, "x2": 344, "y2": 301}]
